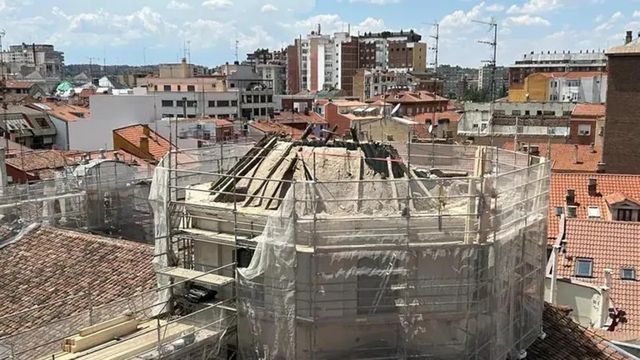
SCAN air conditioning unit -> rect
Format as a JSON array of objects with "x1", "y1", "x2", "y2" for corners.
[{"x1": 579, "y1": 130, "x2": 590, "y2": 136}]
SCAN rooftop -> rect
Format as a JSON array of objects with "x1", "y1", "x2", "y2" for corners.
[
  {"x1": 272, "y1": 110, "x2": 327, "y2": 125},
  {"x1": 0, "y1": 224, "x2": 155, "y2": 337},
  {"x1": 608, "y1": 38, "x2": 640, "y2": 55},
  {"x1": 548, "y1": 173, "x2": 640, "y2": 242},
  {"x1": 376, "y1": 91, "x2": 448, "y2": 104},
  {"x1": 113, "y1": 124, "x2": 173, "y2": 161},
  {"x1": 5, "y1": 150, "x2": 77, "y2": 179},
  {"x1": 572, "y1": 103, "x2": 606, "y2": 119},
  {"x1": 413, "y1": 111, "x2": 462, "y2": 124},
  {"x1": 527, "y1": 302, "x2": 635, "y2": 359},
  {"x1": 249, "y1": 120, "x2": 306, "y2": 139},
  {"x1": 503, "y1": 142, "x2": 602, "y2": 173},
  {"x1": 27, "y1": 101, "x2": 91, "y2": 122},
  {"x1": 555, "y1": 219, "x2": 640, "y2": 339}
]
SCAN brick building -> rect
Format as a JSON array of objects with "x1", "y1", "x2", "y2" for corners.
[{"x1": 602, "y1": 32, "x2": 640, "y2": 174}]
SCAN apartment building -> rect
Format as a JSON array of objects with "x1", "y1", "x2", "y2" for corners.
[
  {"x1": 509, "y1": 50, "x2": 607, "y2": 90},
  {"x1": 0, "y1": 43, "x2": 64, "y2": 92},
  {"x1": 509, "y1": 71, "x2": 607, "y2": 103}
]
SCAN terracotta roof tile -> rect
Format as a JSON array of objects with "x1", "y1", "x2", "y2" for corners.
[
  {"x1": 503, "y1": 142, "x2": 602, "y2": 173},
  {"x1": 4, "y1": 81, "x2": 34, "y2": 90},
  {"x1": 555, "y1": 219, "x2": 640, "y2": 338},
  {"x1": 413, "y1": 111, "x2": 462, "y2": 124},
  {"x1": 572, "y1": 104, "x2": 606, "y2": 118},
  {"x1": 0, "y1": 225, "x2": 155, "y2": 337},
  {"x1": 5, "y1": 150, "x2": 78, "y2": 179},
  {"x1": 604, "y1": 192, "x2": 640, "y2": 206},
  {"x1": 527, "y1": 302, "x2": 634, "y2": 359},
  {"x1": 114, "y1": 124, "x2": 172, "y2": 161},
  {"x1": 548, "y1": 173, "x2": 640, "y2": 243}
]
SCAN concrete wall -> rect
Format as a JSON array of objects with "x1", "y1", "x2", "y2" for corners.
[
  {"x1": 544, "y1": 277, "x2": 606, "y2": 328},
  {"x1": 84, "y1": 95, "x2": 156, "y2": 150},
  {"x1": 49, "y1": 115, "x2": 69, "y2": 150}
]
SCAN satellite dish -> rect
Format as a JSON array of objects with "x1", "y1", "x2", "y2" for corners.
[{"x1": 390, "y1": 103, "x2": 401, "y2": 116}]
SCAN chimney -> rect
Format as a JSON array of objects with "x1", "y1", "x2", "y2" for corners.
[
  {"x1": 588, "y1": 177, "x2": 597, "y2": 196},
  {"x1": 590, "y1": 142, "x2": 596, "y2": 153},
  {"x1": 140, "y1": 136, "x2": 150, "y2": 155},
  {"x1": 596, "y1": 162, "x2": 606, "y2": 173},
  {"x1": 626, "y1": 31, "x2": 633, "y2": 45},
  {"x1": 113, "y1": 151, "x2": 121, "y2": 162},
  {"x1": 142, "y1": 124, "x2": 150, "y2": 137},
  {"x1": 573, "y1": 144, "x2": 580, "y2": 164},
  {"x1": 566, "y1": 189, "x2": 576, "y2": 205}
]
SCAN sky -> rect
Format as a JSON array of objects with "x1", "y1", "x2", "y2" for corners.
[{"x1": 0, "y1": 0, "x2": 639, "y2": 68}]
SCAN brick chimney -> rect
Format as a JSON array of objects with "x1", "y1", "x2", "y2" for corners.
[
  {"x1": 142, "y1": 124, "x2": 150, "y2": 137},
  {"x1": 626, "y1": 30, "x2": 633, "y2": 45},
  {"x1": 140, "y1": 136, "x2": 149, "y2": 155},
  {"x1": 588, "y1": 177, "x2": 597, "y2": 196}
]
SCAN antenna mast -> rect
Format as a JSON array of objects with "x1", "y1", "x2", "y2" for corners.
[
  {"x1": 427, "y1": 22, "x2": 440, "y2": 81},
  {"x1": 235, "y1": 39, "x2": 239, "y2": 63},
  {"x1": 474, "y1": 18, "x2": 498, "y2": 144}
]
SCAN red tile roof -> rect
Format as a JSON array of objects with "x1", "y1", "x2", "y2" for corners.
[
  {"x1": 0, "y1": 224, "x2": 155, "y2": 337},
  {"x1": 548, "y1": 173, "x2": 640, "y2": 242},
  {"x1": 502, "y1": 142, "x2": 602, "y2": 173},
  {"x1": 249, "y1": 120, "x2": 306, "y2": 139},
  {"x1": 572, "y1": 104, "x2": 606, "y2": 119},
  {"x1": 527, "y1": 302, "x2": 635, "y2": 359},
  {"x1": 376, "y1": 91, "x2": 448, "y2": 104},
  {"x1": 555, "y1": 219, "x2": 640, "y2": 338},
  {"x1": 114, "y1": 124, "x2": 173, "y2": 161},
  {"x1": 5, "y1": 150, "x2": 78, "y2": 179},
  {"x1": 4, "y1": 81, "x2": 34, "y2": 90},
  {"x1": 604, "y1": 192, "x2": 640, "y2": 206},
  {"x1": 273, "y1": 110, "x2": 327, "y2": 125}
]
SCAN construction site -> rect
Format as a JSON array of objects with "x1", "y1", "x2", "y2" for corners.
[{"x1": 0, "y1": 134, "x2": 550, "y2": 360}]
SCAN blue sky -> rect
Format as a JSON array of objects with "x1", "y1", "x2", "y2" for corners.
[{"x1": 0, "y1": 0, "x2": 638, "y2": 67}]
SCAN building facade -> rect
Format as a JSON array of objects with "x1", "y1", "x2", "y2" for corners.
[
  {"x1": 509, "y1": 72, "x2": 607, "y2": 103},
  {"x1": 602, "y1": 33, "x2": 640, "y2": 174}
]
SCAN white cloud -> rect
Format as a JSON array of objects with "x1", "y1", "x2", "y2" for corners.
[
  {"x1": 440, "y1": 2, "x2": 487, "y2": 34},
  {"x1": 202, "y1": 0, "x2": 233, "y2": 10},
  {"x1": 287, "y1": 14, "x2": 385, "y2": 35},
  {"x1": 594, "y1": 11, "x2": 623, "y2": 32},
  {"x1": 505, "y1": 15, "x2": 550, "y2": 26},
  {"x1": 349, "y1": 0, "x2": 400, "y2": 4},
  {"x1": 179, "y1": 19, "x2": 231, "y2": 48},
  {"x1": 507, "y1": 0, "x2": 565, "y2": 14},
  {"x1": 486, "y1": 4, "x2": 505, "y2": 12},
  {"x1": 633, "y1": 10, "x2": 640, "y2": 18},
  {"x1": 260, "y1": 4, "x2": 278, "y2": 12},
  {"x1": 167, "y1": 0, "x2": 191, "y2": 10}
]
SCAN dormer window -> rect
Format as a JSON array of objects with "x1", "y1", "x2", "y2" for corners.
[
  {"x1": 617, "y1": 208, "x2": 634, "y2": 221},
  {"x1": 575, "y1": 258, "x2": 593, "y2": 277},
  {"x1": 621, "y1": 267, "x2": 636, "y2": 281}
]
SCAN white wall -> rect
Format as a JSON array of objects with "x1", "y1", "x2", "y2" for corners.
[
  {"x1": 83, "y1": 95, "x2": 157, "y2": 150},
  {"x1": 49, "y1": 116, "x2": 69, "y2": 150}
]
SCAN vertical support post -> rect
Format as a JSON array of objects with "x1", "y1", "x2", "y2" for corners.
[
  {"x1": 549, "y1": 245, "x2": 559, "y2": 304},
  {"x1": 87, "y1": 286, "x2": 94, "y2": 325}
]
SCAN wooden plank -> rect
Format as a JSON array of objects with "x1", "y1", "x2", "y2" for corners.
[
  {"x1": 157, "y1": 267, "x2": 234, "y2": 286},
  {"x1": 78, "y1": 315, "x2": 132, "y2": 337},
  {"x1": 66, "y1": 320, "x2": 139, "y2": 353}
]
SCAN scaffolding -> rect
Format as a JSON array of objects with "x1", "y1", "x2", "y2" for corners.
[
  {"x1": 150, "y1": 137, "x2": 550, "y2": 360},
  {"x1": 0, "y1": 158, "x2": 154, "y2": 243}
]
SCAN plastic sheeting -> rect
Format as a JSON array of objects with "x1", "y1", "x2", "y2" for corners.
[{"x1": 233, "y1": 143, "x2": 549, "y2": 360}]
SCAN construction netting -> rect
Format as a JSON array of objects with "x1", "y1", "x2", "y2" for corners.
[
  {"x1": 157, "y1": 141, "x2": 550, "y2": 360},
  {"x1": 0, "y1": 159, "x2": 154, "y2": 244}
]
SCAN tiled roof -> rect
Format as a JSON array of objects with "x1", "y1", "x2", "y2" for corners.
[
  {"x1": 377, "y1": 91, "x2": 449, "y2": 104},
  {"x1": 0, "y1": 225, "x2": 155, "y2": 337},
  {"x1": 4, "y1": 81, "x2": 34, "y2": 90},
  {"x1": 604, "y1": 192, "x2": 640, "y2": 206},
  {"x1": 527, "y1": 302, "x2": 634, "y2": 359},
  {"x1": 63, "y1": 150, "x2": 155, "y2": 173},
  {"x1": 114, "y1": 124, "x2": 173, "y2": 161},
  {"x1": 413, "y1": 111, "x2": 462, "y2": 124},
  {"x1": 5, "y1": 150, "x2": 77, "y2": 179},
  {"x1": 503, "y1": 142, "x2": 602, "y2": 173},
  {"x1": 555, "y1": 219, "x2": 640, "y2": 338},
  {"x1": 548, "y1": 173, "x2": 640, "y2": 242},
  {"x1": 608, "y1": 38, "x2": 640, "y2": 55},
  {"x1": 572, "y1": 103, "x2": 606, "y2": 119},
  {"x1": 249, "y1": 121, "x2": 305, "y2": 139}
]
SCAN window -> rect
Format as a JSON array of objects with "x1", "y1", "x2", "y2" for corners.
[
  {"x1": 162, "y1": 114, "x2": 174, "y2": 118},
  {"x1": 176, "y1": 100, "x2": 185, "y2": 107},
  {"x1": 35, "y1": 118, "x2": 49, "y2": 128},
  {"x1": 208, "y1": 100, "x2": 216, "y2": 107},
  {"x1": 163, "y1": 85, "x2": 171, "y2": 91},
  {"x1": 161, "y1": 100, "x2": 173, "y2": 107},
  {"x1": 555, "y1": 206, "x2": 564, "y2": 216},
  {"x1": 177, "y1": 85, "x2": 181, "y2": 91},
  {"x1": 511, "y1": 110, "x2": 521, "y2": 116},
  {"x1": 217, "y1": 100, "x2": 230, "y2": 107},
  {"x1": 187, "y1": 85, "x2": 195, "y2": 92},
  {"x1": 621, "y1": 267, "x2": 636, "y2": 281},
  {"x1": 575, "y1": 258, "x2": 593, "y2": 277},
  {"x1": 187, "y1": 100, "x2": 197, "y2": 108},
  {"x1": 260, "y1": 95, "x2": 266, "y2": 103},
  {"x1": 578, "y1": 124, "x2": 591, "y2": 136},
  {"x1": 231, "y1": 100, "x2": 238, "y2": 106},
  {"x1": 567, "y1": 205, "x2": 577, "y2": 218},
  {"x1": 617, "y1": 208, "x2": 634, "y2": 221},
  {"x1": 587, "y1": 206, "x2": 601, "y2": 219}
]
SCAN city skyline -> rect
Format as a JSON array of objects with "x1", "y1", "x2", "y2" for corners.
[{"x1": 0, "y1": 0, "x2": 638, "y2": 67}]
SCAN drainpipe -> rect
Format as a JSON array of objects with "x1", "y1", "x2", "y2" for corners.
[
  {"x1": 601, "y1": 268, "x2": 612, "y2": 327},
  {"x1": 550, "y1": 244, "x2": 560, "y2": 304}
]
